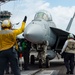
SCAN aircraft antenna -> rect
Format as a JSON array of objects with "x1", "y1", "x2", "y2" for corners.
[{"x1": 66, "y1": 13, "x2": 75, "y2": 31}]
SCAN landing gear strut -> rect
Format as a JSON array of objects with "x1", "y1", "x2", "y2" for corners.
[{"x1": 37, "y1": 41, "x2": 49, "y2": 68}]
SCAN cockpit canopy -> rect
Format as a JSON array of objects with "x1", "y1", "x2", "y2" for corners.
[{"x1": 34, "y1": 10, "x2": 52, "y2": 21}]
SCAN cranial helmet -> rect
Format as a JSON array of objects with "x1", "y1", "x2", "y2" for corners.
[
  {"x1": 68, "y1": 33, "x2": 74, "y2": 39},
  {"x1": 1, "y1": 19, "x2": 11, "y2": 29}
]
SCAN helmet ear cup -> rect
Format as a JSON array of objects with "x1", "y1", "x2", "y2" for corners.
[{"x1": 1, "y1": 20, "x2": 11, "y2": 29}]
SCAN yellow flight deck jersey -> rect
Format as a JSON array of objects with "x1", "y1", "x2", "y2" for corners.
[{"x1": 0, "y1": 22, "x2": 25, "y2": 51}]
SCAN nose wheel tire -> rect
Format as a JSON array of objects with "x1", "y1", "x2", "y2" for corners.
[
  {"x1": 30, "y1": 55, "x2": 35, "y2": 64},
  {"x1": 39, "y1": 59, "x2": 42, "y2": 68},
  {"x1": 46, "y1": 57, "x2": 50, "y2": 68}
]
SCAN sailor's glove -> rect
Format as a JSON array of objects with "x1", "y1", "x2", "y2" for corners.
[{"x1": 23, "y1": 16, "x2": 27, "y2": 22}]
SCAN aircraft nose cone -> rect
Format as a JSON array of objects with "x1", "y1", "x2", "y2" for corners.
[{"x1": 24, "y1": 24, "x2": 44, "y2": 43}]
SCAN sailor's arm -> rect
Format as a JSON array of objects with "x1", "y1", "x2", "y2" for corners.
[
  {"x1": 21, "y1": 16, "x2": 27, "y2": 32},
  {"x1": 60, "y1": 40, "x2": 68, "y2": 54},
  {"x1": 14, "y1": 16, "x2": 27, "y2": 35}
]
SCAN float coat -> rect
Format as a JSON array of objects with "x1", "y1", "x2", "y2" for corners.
[
  {"x1": 0, "y1": 22, "x2": 25, "y2": 51},
  {"x1": 65, "y1": 39, "x2": 75, "y2": 54}
]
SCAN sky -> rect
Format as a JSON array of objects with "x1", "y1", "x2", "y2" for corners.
[{"x1": 1, "y1": 0, "x2": 75, "y2": 36}]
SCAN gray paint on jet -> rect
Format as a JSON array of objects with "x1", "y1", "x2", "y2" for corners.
[
  {"x1": 24, "y1": 10, "x2": 56, "y2": 46},
  {"x1": 24, "y1": 10, "x2": 75, "y2": 53}
]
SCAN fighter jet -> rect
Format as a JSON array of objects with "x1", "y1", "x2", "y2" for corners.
[{"x1": 23, "y1": 10, "x2": 75, "y2": 68}]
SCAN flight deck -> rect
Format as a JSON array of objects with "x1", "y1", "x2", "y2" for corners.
[
  {"x1": 4, "y1": 63, "x2": 75, "y2": 75},
  {"x1": 4, "y1": 57, "x2": 75, "y2": 75}
]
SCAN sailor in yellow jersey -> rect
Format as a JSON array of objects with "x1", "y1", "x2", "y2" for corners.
[
  {"x1": 0, "y1": 16, "x2": 27, "y2": 75},
  {"x1": 61, "y1": 33, "x2": 75, "y2": 74}
]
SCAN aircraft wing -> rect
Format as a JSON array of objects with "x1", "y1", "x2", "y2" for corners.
[
  {"x1": 50, "y1": 27, "x2": 70, "y2": 53},
  {"x1": 50, "y1": 27, "x2": 69, "y2": 36}
]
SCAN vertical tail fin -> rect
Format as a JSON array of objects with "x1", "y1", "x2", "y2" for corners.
[{"x1": 66, "y1": 13, "x2": 75, "y2": 31}]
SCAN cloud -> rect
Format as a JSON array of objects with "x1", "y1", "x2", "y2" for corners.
[
  {"x1": 50, "y1": 6, "x2": 75, "y2": 33},
  {"x1": 1, "y1": 0, "x2": 75, "y2": 34},
  {"x1": 10, "y1": 0, "x2": 48, "y2": 24}
]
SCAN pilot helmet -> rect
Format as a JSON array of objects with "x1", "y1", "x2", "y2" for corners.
[
  {"x1": 1, "y1": 19, "x2": 12, "y2": 29},
  {"x1": 68, "y1": 33, "x2": 74, "y2": 39}
]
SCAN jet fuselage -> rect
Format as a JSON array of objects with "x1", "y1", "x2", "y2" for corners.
[{"x1": 24, "y1": 11, "x2": 56, "y2": 47}]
